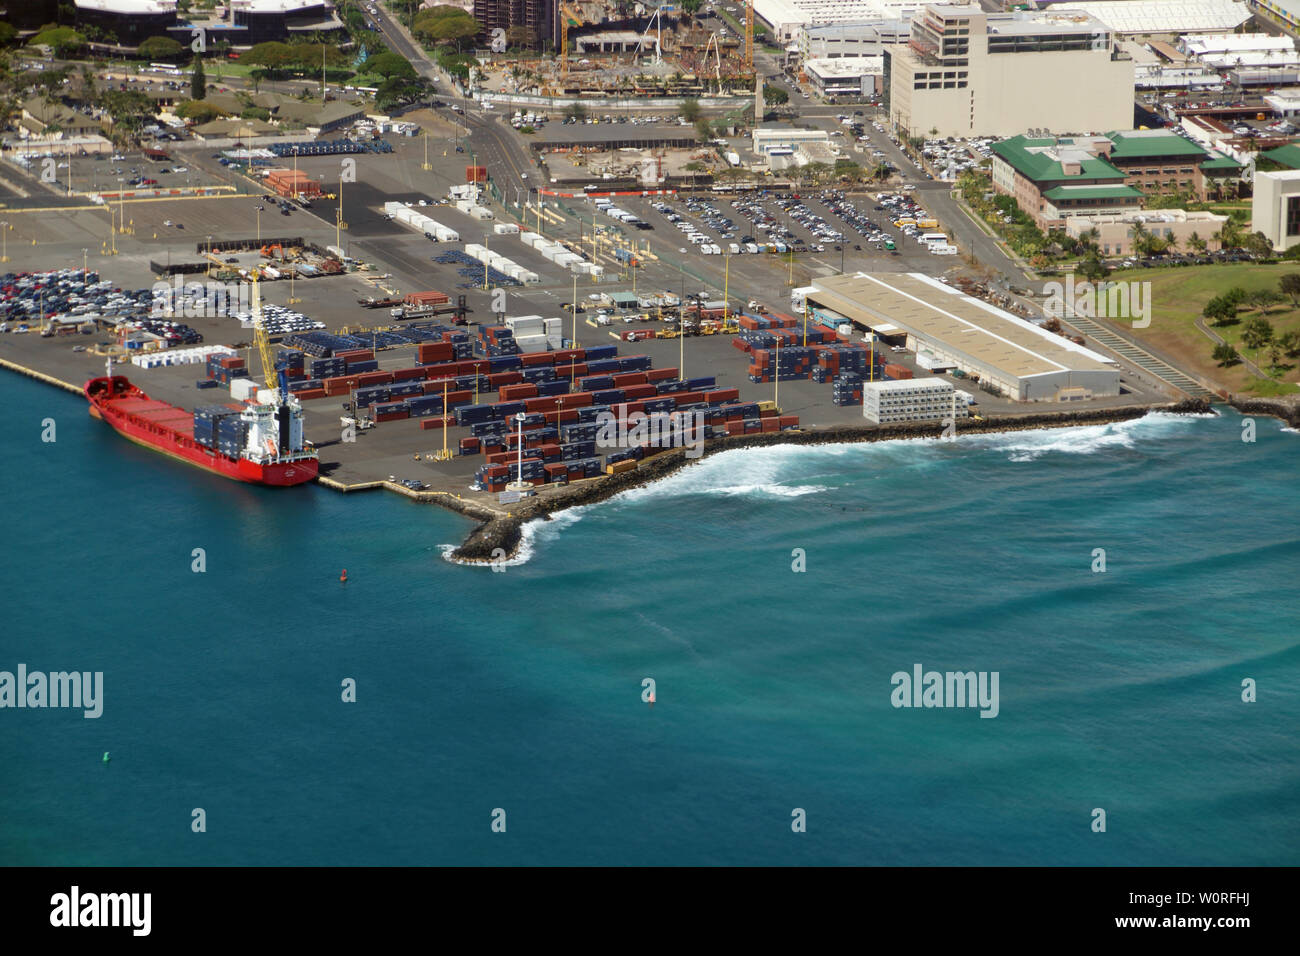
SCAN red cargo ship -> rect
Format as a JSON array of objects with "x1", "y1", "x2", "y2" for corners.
[{"x1": 84, "y1": 372, "x2": 318, "y2": 487}]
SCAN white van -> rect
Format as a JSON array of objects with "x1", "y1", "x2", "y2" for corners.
[{"x1": 919, "y1": 233, "x2": 948, "y2": 246}]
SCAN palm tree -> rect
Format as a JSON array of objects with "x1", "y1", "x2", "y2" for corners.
[
  {"x1": 1215, "y1": 221, "x2": 1240, "y2": 250},
  {"x1": 1188, "y1": 231, "x2": 1207, "y2": 255}
]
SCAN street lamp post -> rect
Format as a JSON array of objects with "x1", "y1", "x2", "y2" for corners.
[{"x1": 508, "y1": 412, "x2": 528, "y2": 492}]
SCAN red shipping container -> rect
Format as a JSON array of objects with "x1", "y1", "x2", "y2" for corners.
[
  {"x1": 646, "y1": 367, "x2": 678, "y2": 382},
  {"x1": 551, "y1": 348, "x2": 585, "y2": 364},
  {"x1": 707, "y1": 388, "x2": 740, "y2": 404},
  {"x1": 544, "y1": 462, "x2": 568, "y2": 477},
  {"x1": 519, "y1": 396, "x2": 557, "y2": 414},
  {"x1": 519, "y1": 352, "x2": 554, "y2": 368},
  {"x1": 460, "y1": 436, "x2": 481, "y2": 453},
  {"x1": 418, "y1": 342, "x2": 454, "y2": 364},
  {"x1": 446, "y1": 390, "x2": 472, "y2": 406},
  {"x1": 611, "y1": 372, "x2": 648, "y2": 388},
  {"x1": 622, "y1": 383, "x2": 657, "y2": 400},
  {"x1": 466, "y1": 165, "x2": 487, "y2": 183},
  {"x1": 884, "y1": 364, "x2": 913, "y2": 380},
  {"x1": 731, "y1": 337, "x2": 751, "y2": 353},
  {"x1": 337, "y1": 349, "x2": 375, "y2": 364},
  {"x1": 355, "y1": 371, "x2": 393, "y2": 386},
  {"x1": 555, "y1": 392, "x2": 593, "y2": 409},
  {"x1": 375, "y1": 411, "x2": 409, "y2": 423},
  {"x1": 724, "y1": 421, "x2": 745, "y2": 435},
  {"x1": 482, "y1": 444, "x2": 505, "y2": 456},
  {"x1": 295, "y1": 388, "x2": 327, "y2": 400},
  {"x1": 500, "y1": 383, "x2": 538, "y2": 401},
  {"x1": 672, "y1": 391, "x2": 705, "y2": 406},
  {"x1": 488, "y1": 371, "x2": 523, "y2": 388},
  {"x1": 418, "y1": 415, "x2": 454, "y2": 429},
  {"x1": 779, "y1": 416, "x2": 800, "y2": 427},
  {"x1": 405, "y1": 290, "x2": 449, "y2": 306},
  {"x1": 389, "y1": 367, "x2": 423, "y2": 382},
  {"x1": 556, "y1": 409, "x2": 580, "y2": 424}
]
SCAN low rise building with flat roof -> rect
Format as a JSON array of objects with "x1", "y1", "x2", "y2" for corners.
[
  {"x1": 804, "y1": 56, "x2": 885, "y2": 96},
  {"x1": 1062, "y1": 209, "x2": 1228, "y2": 256},
  {"x1": 809, "y1": 272, "x2": 1121, "y2": 401},
  {"x1": 862, "y1": 377, "x2": 969, "y2": 423}
]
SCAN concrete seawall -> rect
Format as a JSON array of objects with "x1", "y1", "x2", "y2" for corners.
[{"x1": 449, "y1": 399, "x2": 1214, "y2": 563}]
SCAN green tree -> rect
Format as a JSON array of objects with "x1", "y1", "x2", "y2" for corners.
[
  {"x1": 1241, "y1": 316, "x2": 1274, "y2": 356},
  {"x1": 0, "y1": 23, "x2": 17, "y2": 48},
  {"x1": 1202, "y1": 295, "x2": 1237, "y2": 327},
  {"x1": 1278, "y1": 329, "x2": 1300, "y2": 358},
  {"x1": 1212, "y1": 342, "x2": 1240, "y2": 366},
  {"x1": 191, "y1": 57, "x2": 206, "y2": 101},
  {"x1": 139, "y1": 36, "x2": 184, "y2": 61},
  {"x1": 413, "y1": 7, "x2": 482, "y2": 52},
  {"x1": 1280, "y1": 273, "x2": 1300, "y2": 306},
  {"x1": 762, "y1": 84, "x2": 788, "y2": 105},
  {"x1": 693, "y1": 117, "x2": 711, "y2": 141},
  {"x1": 1078, "y1": 255, "x2": 1108, "y2": 281},
  {"x1": 1247, "y1": 289, "x2": 1282, "y2": 312},
  {"x1": 175, "y1": 99, "x2": 225, "y2": 123},
  {"x1": 565, "y1": 102, "x2": 586, "y2": 121},
  {"x1": 679, "y1": 98, "x2": 701, "y2": 123},
  {"x1": 1187, "y1": 231, "x2": 1207, "y2": 256},
  {"x1": 365, "y1": 52, "x2": 416, "y2": 79},
  {"x1": 31, "y1": 27, "x2": 86, "y2": 58}
]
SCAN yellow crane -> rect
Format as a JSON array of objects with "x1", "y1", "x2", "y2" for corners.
[
  {"x1": 745, "y1": 0, "x2": 754, "y2": 72},
  {"x1": 561, "y1": 3, "x2": 583, "y2": 79},
  {"x1": 249, "y1": 274, "x2": 276, "y2": 389}
]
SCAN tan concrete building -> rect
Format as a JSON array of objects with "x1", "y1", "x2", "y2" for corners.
[
  {"x1": 1063, "y1": 209, "x2": 1228, "y2": 256},
  {"x1": 1252, "y1": 168, "x2": 1300, "y2": 252},
  {"x1": 889, "y1": 4, "x2": 1135, "y2": 138}
]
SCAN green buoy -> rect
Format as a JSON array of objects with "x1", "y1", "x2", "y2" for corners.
[{"x1": 102, "y1": 752, "x2": 110, "y2": 764}]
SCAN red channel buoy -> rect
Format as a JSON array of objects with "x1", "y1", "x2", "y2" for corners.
[{"x1": 340, "y1": 569, "x2": 348, "y2": 583}]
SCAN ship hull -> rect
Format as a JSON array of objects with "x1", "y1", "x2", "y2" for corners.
[{"x1": 84, "y1": 376, "x2": 318, "y2": 487}]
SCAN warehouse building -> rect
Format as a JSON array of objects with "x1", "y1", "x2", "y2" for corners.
[
  {"x1": 804, "y1": 56, "x2": 886, "y2": 97},
  {"x1": 889, "y1": 4, "x2": 1134, "y2": 139},
  {"x1": 1038, "y1": 0, "x2": 1252, "y2": 39},
  {"x1": 862, "y1": 377, "x2": 969, "y2": 423},
  {"x1": 809, "y1": 272, "x2": 1121, "y2": 401}
]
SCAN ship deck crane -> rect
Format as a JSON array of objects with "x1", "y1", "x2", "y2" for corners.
[{"x1": 249, "y1": 274, "x2": 279, "y2": 393}]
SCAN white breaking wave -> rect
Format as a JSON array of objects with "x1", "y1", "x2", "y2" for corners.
[
  {"x1": 615, "y1": 444, "x2": 838, "y2": 504},
  {"x1": 439, "y1": 412, "x2": 1218, "y2": 562}
]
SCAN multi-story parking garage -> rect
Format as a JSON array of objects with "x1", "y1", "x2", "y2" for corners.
[{"x1": 809, "y1": 272, "x2": 1122, "y2": 401}]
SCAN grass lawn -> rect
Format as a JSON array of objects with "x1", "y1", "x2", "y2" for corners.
[{"x1": 1110, "y1": 262, "x2": 1300, "y2": 396}]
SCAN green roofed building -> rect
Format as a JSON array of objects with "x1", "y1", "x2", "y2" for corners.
[
  {"x1": 991, "y1": 129, "x2": 1246, "y2": 227},
  {"x1": 1260, "y1": 143, "x2": 1300, "y2": 171}
]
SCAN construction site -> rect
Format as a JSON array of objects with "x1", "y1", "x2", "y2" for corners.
[{"x1": 481, "y1": 2, "x2": 760, "y2": 98}]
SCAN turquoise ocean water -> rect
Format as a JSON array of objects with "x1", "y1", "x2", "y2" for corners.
[{"x1": 2, "y1": 373, "x2": 1297, "y2": 866}]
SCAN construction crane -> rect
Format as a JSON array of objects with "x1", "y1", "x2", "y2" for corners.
[
  {"x1": 634, "y1": 3, "x2": 668, "y2": 65},
  {"x1": 561, "y1": 3, "x2": 583, "y2": 79},
  {"x1": 703, "y1": 32, "x2": 724, "y2": 91},
  {"x1": 745, "y1": 0, "x2": 754, "y2": 73}
]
